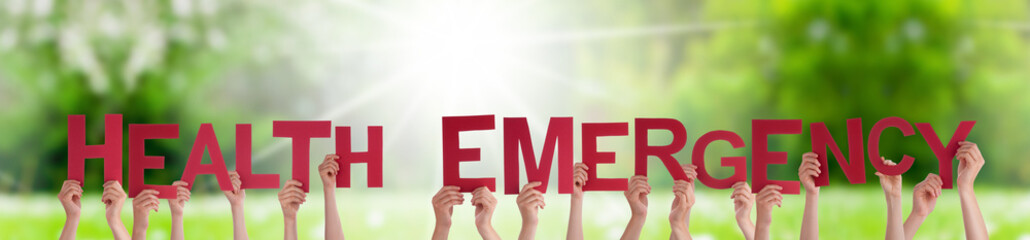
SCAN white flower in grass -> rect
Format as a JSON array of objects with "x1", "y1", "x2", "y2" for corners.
[
  {"x1": 0, "y1": 28, "x2": 16, "y2": 51},
  {"x1": 59, "y1": 25, "x2": 109, "y2": 93},
  {"x1": 4, "y1": 0, "x2": 26, "y2": 16},
  {"x1": 172, "y1": 0, "x2": 194, "y2": 17},
  {"x1": 31, "y1": 0, "x2": 52, "y2": 17},
  {"x1": 122, "y1": 27, "x2": 166, "y2": 91},
  {"x1": 207, "y1": 28, "x2": 227, "y2": 50},
  {"x1": 196, "y1": 0, "x2": 218, "y2": 16}
]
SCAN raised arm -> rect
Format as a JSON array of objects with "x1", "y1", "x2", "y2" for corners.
[
  {"x1": 731, "y1": 182, "x2": 755, "y2": 240},
  {"x1": 754, "y1": 184, "x2": 782, "y2": 240},
  {"x1": 59, "y1": 180, "x2": 83, "y2": 240},
  {"x1": 431, "y1": 186, "x2": 463, "y2": 240},
  {"x1": 131, "y1": 189, "x2": 160, "y2": 240},
  {"x1": 875, "y1": 157, "x2": 904, "y2": 240},
  {"x1": 472, "y1": 186, "x2": 501, "y2": 240},
  {"x1": 223, "y1": 171, "x2": 249, "y2": 240},
  {"x1": 670, "y1": 164, "x2": 697, "y2": 240},
  {"x1": 101, "y1": 181, "x2": 130, "y2": 240},
  {"x1": 566, "y1": 163, "x2": 589, "y2": 240},
  {"x1": 798, "y1": 152, "x2": 821, "y2": 240},
  {"x1": 278, "y1": 180, "x2": 307, "y2": 240},
  {"x1": 904, "y1": 173, "x2": 941, "y2": 240},
  {"x1": 169, "y1": 181, "x2": 191, "y2": 240},
  {"x1": 517, "y1": 182, "x2": 545, "y2": 240},
  {"x1": 320, "y1": 154, "x2": 345, "y2": 240},
  {"x1": 956, "y1": 141, "x2": 987, "y2": 239},
  {"x1": 621, "y1": 175, "x2": 650, "y2": 240}
]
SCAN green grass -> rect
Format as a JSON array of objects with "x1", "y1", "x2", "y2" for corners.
[{"x1": 2, "y1": 187, "x2": 1028, "y2": 239}]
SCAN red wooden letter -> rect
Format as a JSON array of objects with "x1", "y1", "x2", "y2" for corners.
[
  {"x1": 751, "y1": 119, "x2": 802, "y2": 195},
  {"x1": 442, "y1": 115, "x2": 496, "y2": 192},
  {"x1": 180, "y1": 123, "x2": 233, "y2": 191},
  {"x1": 691, "y1": 130, "x2": 747, "y2": 189},
  {"x1": 634, "y1": 118, "x2": 688, "y2": 180},
  {"x1": 581, "y1": 122, "x2": 629, "y2": 191},
  {"x1": 916, "y1": 121, "x2": 975, "y2": 189},
  {"x1": 273, "y1": 121, "x2": 332, "y2": 192},
  {"x1": 128, "y1": 124, "x2": 179, "y2": 199},
  {"x1": 335, "y1": 126, "x2": 384, "y2": 188},
  {"x1": 809, "y1": 119, "x2": 866, "y2": 186},
  {"x1": 67, "y1": 114, "x2": 123, "y2": 186},
  {"x1": 503, "y1": 117, "x2": 573, "y2": 195},
  {"x1": 868, "y1": 117, "x2": 915, "y2": 176},
  {"x1": 235, "y1": 124, "x2": 280, "y2": 189}
]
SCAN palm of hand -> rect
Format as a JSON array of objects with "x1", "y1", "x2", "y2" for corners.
[{"x1": 912, "y1": 190, "x2": 936, "y2": 216}]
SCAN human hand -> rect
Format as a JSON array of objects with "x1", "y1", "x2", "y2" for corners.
[
  {"x1": 471, "y1": 186, "x2": 497, "y2": 227},
  {"x1": 169, "y1": 181, "x2": 190, "y2": 217},
  {"x1": 133, "y1": 189, "x2": 160, "y2": 219},
  {"x1": 624, "y1": 175, "x2": 651, "y2": 218},
  {"x1": 278, "y1": 180, "x2": 306, "y2": 219},
  {"x1": 319, "y1": 154, "x2": 340, "y2": 189},
  {"x1": 60, "y1": 180, "x2": 83, "y2": 218},
  {"x1": 956, "y1": 141, "x2": 984, "y2": 189},
  {"x1": 102, "y1": 181, "x2": 128, "y2": 219},
  {"x1": 875, "y1": 157, "x2": 903, "y2": 199},
  {"x1": 911, "y1": 173, "x2": 942, "y2": 217},
  {"x1": 731, "y1": 182, "x2": 754, "y2": 223},
  {"x1": 223, "y1": 171, "x2": 245, "y2": 206},
  {"x1": 517, "y1": 182, "x2": 545, "y2": 225},
  {"x1": 799, "y1": 152, "x2": 821, "y2": 193},
  {"x1": 432, "y1": 186, "x2": 463, "y2": 227},
  {"x1": 755, "y1": 185, "x2": 782, "y2": 224},
  {"x1": 572, "y1": 163, "x2": 589, "y2": 198},
  {"x1": 670, "y1": 164, "x2": 697, "y2": 225}
]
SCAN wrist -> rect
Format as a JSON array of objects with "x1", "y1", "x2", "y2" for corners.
[
  {"x1": 476, "y1": 220, "x2": 493, "y2": 230},
  {"x1": 231, "y1": 204, "x2": 245, "y2": 212},
  {"x1": 282, "y1": 210, "x2": 298, "y2": 219},
  {"x1": 958, "y1": 184, "x2": 975, "y2": 195},
  {"x1": 521, "y1": 217, "x2": 539, "y2": 226},
  {"x1": 133, "y1": 217, "x2": 149, "y2": 227},
  {"x1": 435, "y1": 219, "x2": 452, "y2": 228},
  {"x1": 885, "y1": 193, "x2": 902, "y2": 202},
  {"x1": 909, "y1": 209, "x2": 929, "y2": 219}
]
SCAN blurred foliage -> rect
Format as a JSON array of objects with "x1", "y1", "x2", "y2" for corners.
[
  {"x1": 574, "y1": 0, "x2": 1030, "y2": 187},
  {"x1": 1, "y1": 0, "x2": 1029, "y2": 194},
  {"x1": 0, "y1": 0, "x2": 336, "y2": 193}
]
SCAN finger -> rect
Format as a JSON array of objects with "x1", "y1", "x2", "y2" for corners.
[{"x1": 522, "y1": 182, "x2": 543, "y2": 192}]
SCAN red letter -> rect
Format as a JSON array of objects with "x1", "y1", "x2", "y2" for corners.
[
  {"x1": 751, "y1": 119, "x2": 802, "y2": 194},
  {"x1": 335, "y1": 126, "x2": 383, "y2": 188},
  {"x1": 691, "y1": 130, "x2": 747, "y2": 189},
  {"x1": 809, "y1": 119, "x2": 866, "y2": 186},
  {"x1": 67, "y1": 114, "x2": 123, "y2": 187},
  {"x1": 503, "y1": 117, "x2": 573, "y2": 195},
  {"x1": 442, "y1": 115, "x2": 496, "y2": 192},
  {"x1": 634, "y1": 118, "x2": 688, "y2": 180},
  {"x1": 916, "y1": 121, "x2": 975, "y2": 189},
  {"x1": 128, "y1": 124, "x2": 179, "y2": 199},
  {"x1": 273, "y1": 121, "x2": 332, "y2": 192},
  {"x1": 180, "y1": 124, "x2": 233, "y2": 191},
  {"x1": 235, "y1": 124, "x2": 280, "y2": 189},
  {"x1": 868, "y1": 117, "x2": 915, "y2": 176},
  {"x1": 582, "y1": 122, "x2": 629, "y2": 191}
]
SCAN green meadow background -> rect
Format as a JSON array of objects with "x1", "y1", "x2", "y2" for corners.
[{"x1": 1, "y1": 0, "x2": 1029, "y2": 239}]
